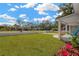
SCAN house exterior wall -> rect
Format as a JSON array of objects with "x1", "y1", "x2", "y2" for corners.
[{"x1": 70, "y1": 25, "x2": 79, "y2": 35}]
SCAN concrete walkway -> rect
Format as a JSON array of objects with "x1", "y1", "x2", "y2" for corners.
[
  {"x1": 53, "y1": 34, "x2": 72, "y2": 41},
  {"x1": 42, "y1": 32, "x2": 59, "y2": 38}
]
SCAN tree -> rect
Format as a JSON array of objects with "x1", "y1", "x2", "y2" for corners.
[
  {"x1": 16, "y1": 18, "x2": 26, "y2": 32},
  {"x1": 25, "y1": 22, "x2": 34, "y2": 30},
  {"x1": 13, "y1": 24, "x2": 19, "y2": 31},
  {"x1": 56, "y1": 3, "x2": 73, "y2": 19},
  {"x1": 38, "y1": 20, "x2": 53, "y2": 30}
]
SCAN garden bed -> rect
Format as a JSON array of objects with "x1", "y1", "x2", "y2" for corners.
[{"x1": 56, "y1": 42, "x2": 79, "y2": 56}]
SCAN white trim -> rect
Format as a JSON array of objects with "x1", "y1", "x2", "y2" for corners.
[
  {"x1": 65, "y1": 24, "x2": 68, "y2": 33},
  {"x1": 58, "y1": 20, "x2": 61, "y2": 40},
  {"x1": 57, "y1": 13, "x2": 79, "y2": 26}
]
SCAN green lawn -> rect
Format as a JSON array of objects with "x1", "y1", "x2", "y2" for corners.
[{"x1": 0, "y1": 33, "x2": 65, "y2": 56}]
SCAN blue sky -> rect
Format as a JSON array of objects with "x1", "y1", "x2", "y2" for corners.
[{"x1": 0, "y1": 3, "x2": 63, "y2": 25}]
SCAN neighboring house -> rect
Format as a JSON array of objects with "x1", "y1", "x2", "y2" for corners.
[{"x1": 57, "y1": 3, "x2": 79, "y2": 40}]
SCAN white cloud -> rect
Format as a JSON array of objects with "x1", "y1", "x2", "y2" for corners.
[
  {"x1": 20, "y1": 5, "x2": 23, "y2": 8},
  {"x1": 8, "y1": 3, "x2": 37, "y2": 12},
  {"x1": 58, "y1": 12, "x2": 63, "y2": 16},
  {"x1": 34, "y1": 16, "x2": 52, "y2": 22},
  {"x1": 19, "y1": 14, "x2": 27, "y2": 18},
  {"x1": 7, "y1": 3, "x2": 11, "y2": 6},
  {"x1": 0, "y1": 22, "x2": 15, "y2": 26},
  {"x1": 53, "y1": 14, "x2": 58, "y2": 18},
  {"x1": 8, "y1": 5, "x2": 19, "y2": 12},
  {"x1": 38, "y1": 11, "x2": 48, "y2": 15},
  {"x1": 25, "y1": 3, "x2": 37, "y2": 8},
  {"x1": 51, "y1": 19, "x2": 55, "y2": 22},
  {"x1": 23, "y1": 19, "x2": 29, "y2": 22},
  {"x1": 6, "y1": 22, "x2": 16, "y2": 25},
  {"x1": 20, "y1": 3, "x2": 37, "y2": 8},
  {"x1": 37, "y1": 3, "x2": 59, "y2": 11},
  {"x1": 8, "y1": 8, "x2": 16, "y2": 12},
  {"x1": 34, "y1": 3, "x2": 59, "y2": 15},
  {"x1": 53, "y1": 12, "x2": 63, "y2": 18},
  {"x1": 46, "y1": 16, "x2": 52, "y2": 19},
  {"x1": 15, "y1": 5, "x2": 20, "y2": 9},
  {"x1": 9, "y1": 20, "x2": 16, "y2": 23},
  {"x1": 0, "y1": 14, "x2": 16, "y2": 22}
]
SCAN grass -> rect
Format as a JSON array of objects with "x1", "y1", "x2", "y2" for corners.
[{"x1": 0, "y1": 33, "x2": 65, "y2": 56}]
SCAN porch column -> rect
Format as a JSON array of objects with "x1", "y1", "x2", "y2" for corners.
[
  {"x1": 58, "y1": 20, "x2": 61, "y2": 40},
  {"x1": 69, "y1": 25, "x2": 71, "y2": 34},
  {"x1": 65, "y1": 24, "x2": 68, "y2": 33}
]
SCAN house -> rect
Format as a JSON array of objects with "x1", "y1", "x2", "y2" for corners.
[{"x1": 56, "y1": 3, "x2": 79, "y2": 40}]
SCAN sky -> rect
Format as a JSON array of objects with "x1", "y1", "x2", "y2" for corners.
[{"x1": 0, "y1": 3, "x2": 63, "y2": 25}]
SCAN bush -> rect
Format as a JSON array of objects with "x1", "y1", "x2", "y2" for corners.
[
  {"x1": 71, "y1": 36, "x2": 79, "y2": 48},
  {"x1": 56, "y1": 42, "x2": 79, "y2": 56}
]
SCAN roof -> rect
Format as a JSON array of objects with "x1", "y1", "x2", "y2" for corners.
[
  {"x1": 57, "y1": 13, "x2": 79, "y2": 26},
  {"x1": 56, "y1": 3, "x2": 79, "y2": 26}
]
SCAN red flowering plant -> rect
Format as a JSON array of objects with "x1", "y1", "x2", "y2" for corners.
[
  {"x1": 65, "y1": 42, "x2": 72, "y2": 49},
  {"x1": 56, "y1": 47, "x2": 70, "y2": 56},
  {"x1": 56, "y1": 32, "x2": 79, "y2": 56},
  {"x1": 56, "y1": 41, "x2": 79, "y2": 56}
]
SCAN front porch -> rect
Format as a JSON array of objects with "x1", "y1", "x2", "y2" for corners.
[
  {"x1": 56, "y1": 3, "x2": 79, "y2": 41},
  {"x1": 57, "y1": 14, "x2": 79, "y2": 41}
]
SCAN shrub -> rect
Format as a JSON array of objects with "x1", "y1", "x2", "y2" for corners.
[{"x1": 56, "y1": 42, "x2": 79, "y2": 56}]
